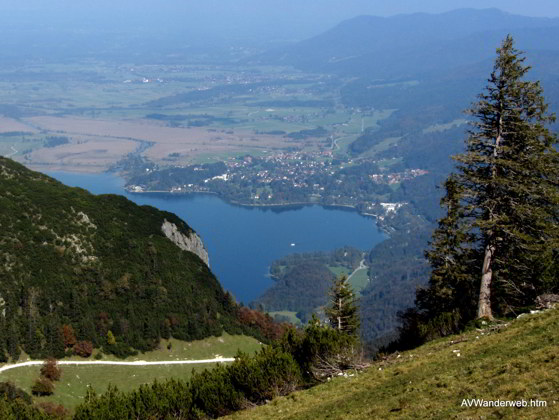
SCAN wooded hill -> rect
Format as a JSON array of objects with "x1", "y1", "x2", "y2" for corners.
[
  {"x1": 0, "y1": 157, "x2": 252, "y2": 360},
  {"x1": 252, "y1": 247, "x2": 363, "y2": 322},
  {"x1": 256, "y1": 9, "x2": 559, "y2": 80}
]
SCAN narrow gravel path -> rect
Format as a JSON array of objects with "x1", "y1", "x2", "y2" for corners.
[{"x1": 0, "y1": 357, "x2": 235, "y2": 373}]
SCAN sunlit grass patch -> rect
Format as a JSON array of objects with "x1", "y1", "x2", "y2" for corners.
[
  {"x1": 225, "y1": 309, "x2": 559, "y2": 420},
  {"x1": 0, "y1": 333, "x2": 262, "y2": 411},
  {"x1": 347, "y1": 268, "x2": 369, "y2": 294}
]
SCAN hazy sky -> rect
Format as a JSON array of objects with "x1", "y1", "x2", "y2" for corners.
[
  {"x1": 2, "y1": 0, "x2": 559, "y2": 43},
  {"x1": 2, "y1": 0, "x2": 559, "y2": 16}
]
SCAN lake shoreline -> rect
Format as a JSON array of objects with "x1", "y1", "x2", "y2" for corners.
[
  {"x1": 127, "y1": 189, "x2": 382, "y2": 222},
  {"x1": 43, "y1": 170, "x2": 387, "y2": 304},
  {"x1": 42, "y1": 167, "x2": 386, "y2": 230}
]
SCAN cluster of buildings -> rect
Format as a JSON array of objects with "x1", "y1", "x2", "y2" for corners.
[{"x1": 370, "y1": 168, "x2": 429, "y2": 184}]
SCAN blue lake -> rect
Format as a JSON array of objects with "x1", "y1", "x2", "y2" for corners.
[{"x1": 46, "y1": 171, "x2": 386, "y2": 303}]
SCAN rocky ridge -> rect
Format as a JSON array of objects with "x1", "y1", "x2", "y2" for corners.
[{"x1": 161, "y1": 220, "x2": 210, "y2": 267}]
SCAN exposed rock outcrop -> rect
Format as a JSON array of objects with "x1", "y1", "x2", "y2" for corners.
[
  {"x1": 161, "y1": 220, "x2": 210, "y2": 267},
  {"x1": 535, "y1": 294, "x2": 559, "y2": 309}
]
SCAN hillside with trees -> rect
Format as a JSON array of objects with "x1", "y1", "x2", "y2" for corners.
[
  {"x1": 221, "y1": 307, "x2": 559, "y2": 420},
  {"x1": 0, "y1": 278, "x2": 366, "y2": 419},
  {"x1": 4, "y1": 293, "x2": 558, "y2": 419},
  {"x1": 252, "y1": 247, "x2": 363, "y2": 323},
  {"x1": 258, "y1": 9, "x2": 559, "y2": 79},
  {"x1": 0, "y1": 157, "x2": 264, "y2": 360}
]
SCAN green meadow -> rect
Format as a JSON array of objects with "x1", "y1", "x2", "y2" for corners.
[{"x1": 0, "y1": 333, "x2": 262, "y2": 410}]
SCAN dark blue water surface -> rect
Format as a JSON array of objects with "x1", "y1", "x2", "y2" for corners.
[{"x1": 46, "y1": 171, "x2": 386, "y2": 303}]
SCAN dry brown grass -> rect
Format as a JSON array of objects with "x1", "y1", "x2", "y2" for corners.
[
  {"x1": 0, "y1": 117, "x2": 38, "y2": 133},
  {"x1": 27, "y1": 135, "x2": 137, "y2": 172},
  {"x1": 22, "y1": 116, "x2": 316, "y2": 170}
]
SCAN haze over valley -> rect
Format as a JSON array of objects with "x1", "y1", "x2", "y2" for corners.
[{"x1": 0, "y1": 2, "x2": 558, "y2": 418}]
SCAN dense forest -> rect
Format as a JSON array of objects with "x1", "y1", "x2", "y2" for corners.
[
  {"x1": 252, "y1": 247, "x2": 362, "y2": 323},
  {"x1": 0, "y1": 157, "x2": 271, "y2": 360}
]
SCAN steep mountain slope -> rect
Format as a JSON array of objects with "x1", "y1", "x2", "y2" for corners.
[
  {"x1": 0, "y1": 157, "x2": 243, "y2": 360},
  {"x1": 226, "y1": 308, "x2": 559, "y2": 420}
]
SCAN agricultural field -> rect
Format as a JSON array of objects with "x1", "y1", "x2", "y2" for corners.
[
  {"x1": 328, "y1": 265, "x2": 369, "y2": 295},
  {"x1": 0, "y1": 117, "x2": 38, "y2": 133},
  {"x1": 0, "y1": 60, "x2": 394, "y2": 172}
]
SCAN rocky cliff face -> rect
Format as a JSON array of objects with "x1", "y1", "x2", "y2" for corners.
[{"x1": 161, "y1": 220, "x2": 210, "y2": 267}]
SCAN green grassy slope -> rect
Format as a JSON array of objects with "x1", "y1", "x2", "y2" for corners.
[
  {"x1": 226, "y1": 309, "x2": 559, "y2": 420},
  {"x1": 0, "y1": 333, "x2": 262, "y2": 410}
]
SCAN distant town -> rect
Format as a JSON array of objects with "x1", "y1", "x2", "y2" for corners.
[{"x1": 125, "y1": 150, "x2": 427, "y2": 217}]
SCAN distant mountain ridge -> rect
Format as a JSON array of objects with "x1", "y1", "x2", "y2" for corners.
[
  {"x1": 254, "y1": 8, "x2": 559, "y2": 79},
  {"x1": 252, "y1": 8, "x2": 559, "y2": 161},
  {"x1": 0, "y1": 157, "x2": 245, "y2": 360}
]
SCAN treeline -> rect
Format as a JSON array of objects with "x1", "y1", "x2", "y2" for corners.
[
  {"x1": 251, "y1": 99, "x2": 334, "y2": 108},
  {"x1": 0, "y1": 318, "x2": 360, "y2": 420},
  {"x1": 43, "y1": 136, "x2": 70, "y2": 148},
  {"x1": 145, "y1": 113, "x2": 239, "y2": 127},
  {"x1": 145, "y1": 79, "x2": 310, "y2": 108},
  {"x1": 286, "y1": 126, "x2": 328, "y2": 139}
]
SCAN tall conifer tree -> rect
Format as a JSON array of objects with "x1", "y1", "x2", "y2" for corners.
[
  {"x1": 449, "y1": 35, "x2": 558, "y2": 319},
  {"x1": 418, "y1": 175, "x2": 478, "y2": 321},
  {"x1": 325, "y1": 276, "x2": 360, "y2": 336}
]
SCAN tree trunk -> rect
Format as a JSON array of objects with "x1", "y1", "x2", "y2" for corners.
[
  {"x1": 477, "y1": 111, "x2": 502, "y2": 320},
  {"x1": 478, "y1": 242, "x2": 495, "y2": 319}
]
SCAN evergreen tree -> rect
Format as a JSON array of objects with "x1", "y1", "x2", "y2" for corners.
[
  {"x1": 429, "y1": 35, "x2": 558, "y2": 321},
  {"x1": 6, "y1": 324, "x2": 20, "y2": 362},
  {"x1": 44, "y1": 319, "x2": 65, "y2": 359},
  {"x1": 325, "y1": 276, "x2": 360, "y2": 336},
  {"x1": 395, "y1": 36, "x2": 558, "y2": 350},
  {"x1": 418, "y1": 175, "x2": 479, "y2": 322},
  {"x1": 0, "y1": 317, "x2": 7, "y2": 363}
]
